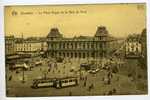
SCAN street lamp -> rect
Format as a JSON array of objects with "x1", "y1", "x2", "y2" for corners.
[{"x1": 22, "y1": 67, "x2": 25, "y2": 83}]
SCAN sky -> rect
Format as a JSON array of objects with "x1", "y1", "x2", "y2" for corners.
[{"x1": 4, "y1": 3, "x2": 146, "y2": 38}]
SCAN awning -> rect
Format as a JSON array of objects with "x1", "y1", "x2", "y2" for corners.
[{"x1": 6, "y1": 55, "x2": 20, "y2": 59}]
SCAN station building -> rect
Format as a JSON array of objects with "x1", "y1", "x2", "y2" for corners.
[{"x1": 46, "y1": 26, "x2": 110, "y2": 58}]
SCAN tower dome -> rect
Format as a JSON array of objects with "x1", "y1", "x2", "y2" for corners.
[
  {"x1": 95, "y1": 26, "x2": 108, "y2": 37},
  {"x1": 47, "y1": 28, "x2": 62, "y2": 38}
]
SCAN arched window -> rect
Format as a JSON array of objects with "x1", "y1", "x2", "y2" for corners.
[
  {"x1": 75, "y1": 42, "x2": 77, "y2": 49},
  {"x1": 71, "y1": 52, "x2": 73, "y2": 58},
  {"x1": 79, "y1": 52, "x2": 81, "y2": 58},
  {"x1": 63, "y1": 43, "x2": 65, "y2": 49},
  {"x1": 83, "y1": 43, "x2": 85, "y2": 49}
]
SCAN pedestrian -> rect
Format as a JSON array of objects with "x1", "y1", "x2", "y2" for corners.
[
  {"x1": 107, "y1": 90, "x2": 113, "y2": 95},
  {"x1": 88, "y1": 86, "x2": 91, "y2": 91},
  {"x1": 85, "y1": 76, "x2": 87, "y2": 81},
  {"x1": 112, "y1": 88, "x2": 117, "y2": 94},
  {"x1": 84, "y1": 81, "x2": 86, "y2": 87},
  {"x1": 116, "y1": 76, "x2": 119, "y2": 81},
  {"x1": 8, "y1": 75, "x2": 12, "y2": 81},
  {"x1": 6, "y1": 89, "x2": 9, "y2": 95},
  {"x1": 49, "y1": 63, "x2": 51, "y2": 67},
  {"x1": 91, "y1": 83, "x2": 94, "y2": 89},
  {"x1": 107, "y1": 77, "x2": 111, "y2": 85},
  {"x1": 69, "y1": 91, "x2": 72, "y2": 96},
  {"x1": 48, "y1": 68, "x2": 51, "y2": 72},
  {"x1": 108, "y1": 71, "x2": 113, "y2": 79},
  {"x1": 88, "y1": 83, "x2": 94, "y2": 91},
  {"x1": 16, "y1": 70, "x2": 19, "y2": 74}
]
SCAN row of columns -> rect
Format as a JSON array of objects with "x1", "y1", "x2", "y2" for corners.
[
  {"x1": 48, "y1": 51, "x2": 106, "y2": 58},
  {"x1": 48, "y1": 42, "x2": 107, "y2": 50}
]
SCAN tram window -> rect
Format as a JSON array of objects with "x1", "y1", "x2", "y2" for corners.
[
  {"x1": 69, "y1": 80, "x2": 72, "y2": 82},
  {"x1": 61, "y1": 80, "x2": 65, "y2": 83},
  {"x1": 65, "y1": 80, "x2": 68, "y2": 83}
]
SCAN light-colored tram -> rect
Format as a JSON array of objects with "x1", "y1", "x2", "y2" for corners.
[{"x1": 54, "y1": 77, "x2": 79, "y2": 89}]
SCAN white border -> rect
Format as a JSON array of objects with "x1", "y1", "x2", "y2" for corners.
[{"x1": 0, "y1": 0, "x2": 150, "y2": 100}]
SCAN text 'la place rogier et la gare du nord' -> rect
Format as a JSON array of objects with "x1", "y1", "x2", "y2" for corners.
[{"x1": 19, "y1": 10, "x2": 88, "y2": 15}]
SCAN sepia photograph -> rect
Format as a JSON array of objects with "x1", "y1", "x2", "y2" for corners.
[{"x1": 4, "y1": 3, "x2": 147, "y2": 97}]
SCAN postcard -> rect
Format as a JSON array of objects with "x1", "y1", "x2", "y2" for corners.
[{"x1": 4, "y1": 3, "x2": 147, "y2": 97}]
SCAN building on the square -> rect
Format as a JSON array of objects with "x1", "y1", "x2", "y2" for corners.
[
  {"x1": 15, "y1": 38, "x2": 47, "y2": 57},
  {"x1": 5, "y1": 35, "x2": 16, "y2": 55},
  {"x1": 107, "y1": 36, "x2": 125, "y2": 56},
  {"x1": 5, "y1": 35, "x2": 20, "y2": 60},
  {"x1": 125, "y1": 34, "x2": 142, "y2": 58},
  {"x1": 139, "y1": 28, "x2": 147, "y2": 69},
  {"x1": 140, "y1": 28, "x2": 146, "y2": 58},
  {"x1": 46, "y1": 26, "x2": 109, "y2": 58}
]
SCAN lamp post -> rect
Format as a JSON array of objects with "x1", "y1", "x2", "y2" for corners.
[
  {"x1": 22, "y1": 67, "x2": 25, "y2": 83},
  {"x1": 80, "y1": 65, "x2": 81, "y2": 80}
]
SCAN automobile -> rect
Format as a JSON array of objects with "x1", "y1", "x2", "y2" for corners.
[
  {"x1": 95, "y1": 68, "x2": 100, "y2": 72},
  {"x1": 70, "y1": 69, "x2": 74, "y2": 72},
  {"x1": 90, "y1": 70, "x2": 97, "y2": 74},
  {"x1": 35, "y1": 60, "x2": 43, "y2": 66},
  {"x1": 80, "y1": 63, "x2": 91, "y2": 70},
  {"x1": 88, "y1": 68, "x2": 100, "y2": 74}
]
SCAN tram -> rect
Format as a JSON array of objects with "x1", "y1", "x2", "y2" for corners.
[
  {"x1": 31, "y1": 77, "x2": 79, "y2": 89},
  {"x1": 31, "y1": 78, "x2": 56, "y2": 88},
  {"x1": 54, "y1": 77, "x2": 79, "y2": 88}
]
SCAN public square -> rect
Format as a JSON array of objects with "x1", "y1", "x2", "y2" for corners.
[{"x1": 6, "y1": 56, "x2": 147, "y2": 97}]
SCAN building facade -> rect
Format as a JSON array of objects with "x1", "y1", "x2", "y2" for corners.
[
  {"x1": 46, "y1": 26, "x2": 109, "y2": 58},
  {"x1": 125, "y1": 34, "x2": 142, "y2": 58},
  {"x1": 15, "y1": 38, "x2": 47, "y2": 57},
  {"x1": 140, "y1": 28, "x2": 146, "y2": 58},
  {"x1": 5, "y1": 35, "x2": 16, "y2": 56},
  {"x1": 16, "y1": 42, "x2": 44, "y2": 52}
]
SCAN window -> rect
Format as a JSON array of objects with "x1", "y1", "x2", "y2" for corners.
[
  {"x1": 51, "y1": 44, "x2": 53, "y2": 48},
  {"x1": 83, "y1": 53, "x2": 85, "y2": 58},
  {"x1": 75, "y1": 42, "x2": 77, "y2": 49},
  {"x1": 67, "y1": 43, "x2": 69, "y2": 49},
  {"x1": 71, "y1": 43, "x2": 73, "y2": 49},
  {"x1": 75, "y1": 53, "x2": 77, "y2": 58},
  {"x1": 87, "y1": 44, "x2": 89, "y2": 49},
  {"x1": 83, "y1": 43, "x2": 85, "y2": 49},
  {"x1": 99, "y1": 43, "x2": 102, "y2": 48},
  {"x1": 63, "y1": 43, "x2": 65, "y2": 49},
  {"x1": 63, "y1": 53, "x2": 65, "y2": 57},
  {"x1": 59, "y1": 43, "x2": 61, "y2": 49},
  {"x1": 67, "y1": 53, "x2": 69, "y2": 57},
  {"x1": 59, "y1": 52, "x2": 61, "y2": 56},
  {"x1": 79, "y1": 53, "x2": 81, "y2": 58}
]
